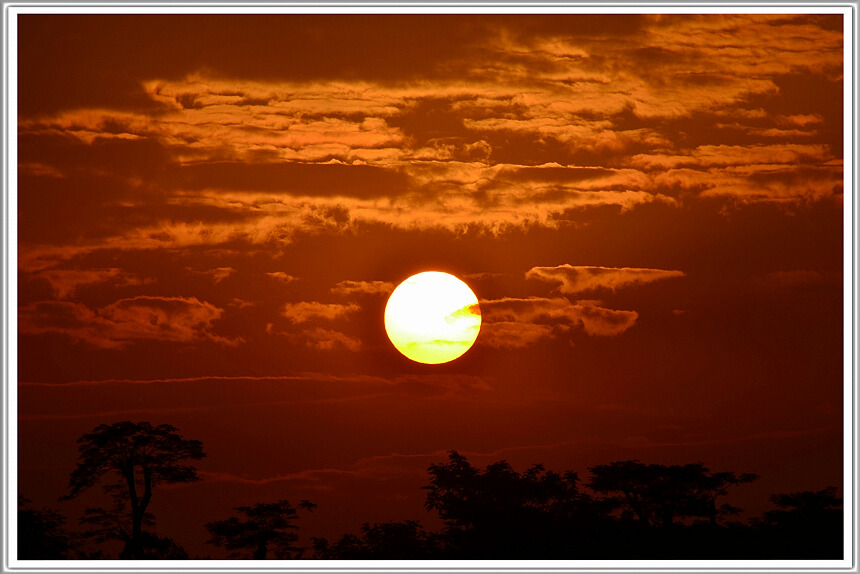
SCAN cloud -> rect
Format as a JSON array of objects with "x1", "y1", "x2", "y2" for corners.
[
  {"x1": 526, "y1": 264, "x2": 685, "y2": 294},
  {"x1": 188, "y1": 266, "x2": 236, "y2": 283},
  {"x1": 192, "y1": 422, "x2": 838, "y2": 490},
  {"x1": 330, "y1": 280, "x2": 395, "y2": 297},
  {"x1": 629, "y1": 144, "x2": 832, "y2": 171},
  {"x1": 301, "y1": 328, "x2": 362, "y2": 352},
  {"x1": 477, "y1": 296, "x2": 639, "y2": 346},
  {"x1": 478, "y1": 321, "x2": 555, "y2": 349},
  {"x1": 779, "y1": 114, "x2": 824, "y2": 128},
  {"x1": 266, "y1": 272, "x2": 298, "y2": 284},
  {"x1": 15, "y1": 180, "x2": 674, "y2": 268},
  {"x1": 281, "y1": 301, "x2": 361, "y2": 324},
  {"x1": 573, "y1": 301, "x2": 639, "y2": 336},
  {"x1": 196, "y1": 449, "x2": 449, "y2": 487},
  {"x1": 19, "y1": 296, "x2": 236, "y2": 348},
  {"x1": 19, "y1": 373, "x2": 389, "y2": 387},
  {"x1": 390, "y1": 373, "x2": 491, "y2": 393},
  {"x1": 35, "y1": 268, "x2": 152, "y2": 299},
  {"x1": 15, "y1": 14, "x2": 843, "y2": 272},
  {"x1": 649, "y1": 164, "x2": 842, "y2": 203},
  {"x1": 480, "y1": 297, "x2": 572, "y2": 322},
  {"x1": 19, "y1": 371, "x2": 491, "y2": 392}
]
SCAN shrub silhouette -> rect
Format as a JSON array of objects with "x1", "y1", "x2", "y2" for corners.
[
  {"x1": 18, "y1": 496, "x2": 74, "y2": 559},
  {"x1": 205, "y1": 499, "x2": 316, "y2": 559},
  {"x1": 313, "y1": 521, "x2": 441, "y2": 559},
  {"x1": 755, "y1": 487, "x2": 843, "y2": 559}
]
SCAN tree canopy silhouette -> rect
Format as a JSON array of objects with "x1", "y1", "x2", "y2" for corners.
[
  {"x1": 205, "y1": 499, "x2": 316, "y2": 559},
  {"x1": 756, "y1": 486, "x2": 843, "y2": 559},
  {"x1": 313, "y1": 521, "x2": 441, "y2": 559},
  {"x1": 423, "y1": 450, "x2": 614, "y2": 558},
  {"x1": 33, "y1": 429, "x2": 841, "y2": 561},
  {"x1": 586, "y1": 460, "x2": 758, "y2": 528},
  {"x1": 62, "y1": 421, "x2": 205, "y2": 559}
]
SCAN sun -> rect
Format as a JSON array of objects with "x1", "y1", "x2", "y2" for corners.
[{"x1": 384, "y1": 272, "x2": 482, "y2": 364}]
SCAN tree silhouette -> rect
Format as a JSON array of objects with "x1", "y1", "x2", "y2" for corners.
[
  {"x1": 764, "y1": 486, "x2": 842, "y2": 526},
  {"x1": 425, "y1": 451, "x2": 582, "y2": 530},
  {"x1": 757, "y1": 486, "x2": 843, "y2": 559},
  {"x1": 205, "y1": 499, "x2": 316, "y2": 559},
  {"x1": 304, "y1": 455, "x2": 839, "y2": 560},
  {"x1": 126, "y1": 532, "x2": 189, "y2": 560},
  {"x1": 685, "y1": 465, "x2": 759, "y2": 526},
  {"x1": 18, "y1": 496, "x2": 73, "y2": 559},
  {"x1": 61, "y1": 421, "x2": 205, "y2": 559},
  {"x1": 586, "y1": 460, "x2": 657, "y2": 527},
  {"x1": 423, "y1": 451, "x2": 612, "y2": 558},
  {"x1": 78, "y1": 485, "x2": 155, "y2": 558},
  {"x1": 41, "y1": 431, "x2": 842, "y2": 561},
  {"x1": 313, "y1": 521, "x2": 440, "y2": 559},
  {"x1": 587, "y1": 461, "x2": 757, "y2": 528}
]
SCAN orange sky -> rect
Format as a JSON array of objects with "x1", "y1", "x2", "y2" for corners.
[{"x1": 15, "y1": 13, "x2": 846, "y2": 558}]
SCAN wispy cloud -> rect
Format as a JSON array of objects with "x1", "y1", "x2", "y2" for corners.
[
  {"x1": 19, "y1": 373, "x2": 392, "y2": 387},
  {"x1": 300, "y1": 327, "x2": 362, "y2": 352},
  {"x1": 478, "y1": 296, "x2": 639, "y2": 347},
  {"x1": 194, "y1": 422, "x2": 840, "y2": 488},
  {"x1": 526, "y1": 264, "x2": 685, "y2": 294},
  {"x1": 281, "y1": 301, "x2": 361, "y2": 324},
  {"x1": 478, "y1": 321, "x2": 555, "y2": 349},
  {"x1": 330, "y1": 280, "x2": 395, "y2": 297},
  {"x1": 35, "y1": 268, "x2": 153, "y2": 298},
  {"x1": 19, "y1": 296, "x2": 238, "y2": 348},
  {"x1": 187, "y1": 266, "x2": 236, "y2": 283},
  {"x1": 266, "y1": 271, "x2": 298, "y2": 284},
  {"x1": 19, "y1": 371, "x2": 491, "y2": 390}
]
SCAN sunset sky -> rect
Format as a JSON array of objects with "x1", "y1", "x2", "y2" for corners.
[{"x1": 12, "y1": 11, "x2": 849, "y2": 559}]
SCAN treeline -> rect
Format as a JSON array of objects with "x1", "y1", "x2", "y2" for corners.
[{"x1": 18, "y1": 421, "x2": 844, "y2": 560}]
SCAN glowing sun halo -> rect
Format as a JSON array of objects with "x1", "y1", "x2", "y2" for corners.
[{"x1": 384, "y1": 272, "x2": 482, "y2": 364}]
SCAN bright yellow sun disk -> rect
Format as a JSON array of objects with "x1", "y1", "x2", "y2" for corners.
[{"x1": 384, "y1": 271, "x2": 482, "y2": 364}]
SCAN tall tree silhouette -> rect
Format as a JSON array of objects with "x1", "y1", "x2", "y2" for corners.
[
  {"x1": 80, "y1": 496, "x2": 189, "y2": 560},
  {"x1": 205, "y1": 499, "x2": 316, "y2": 559},
  {"x1": 78, "y1": 485, "x2": 155, "y2": 558},
  {"x1": 61, "y1": 421, "x2": 205, "y2": 559}
]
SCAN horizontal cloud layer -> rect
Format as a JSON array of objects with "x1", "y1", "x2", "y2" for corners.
[
  {"x1": 19, "y1": 296, "x2": 235, "y2": 348},
  {"x1": 17, "y1": 15, "x2": 843, "y2": 271},
  {"x1": 331, "y1": 280, "x2": 395, "y2": 297},
  {"x1": 478, "y1": 297, "x2": 639, "y2": 347},
  {"x1": 281, "y1": 302, "x2": 361, "y2": 324},
  {"x1": 526, "y1": 265, "x2": 686, "y2": 294}
]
